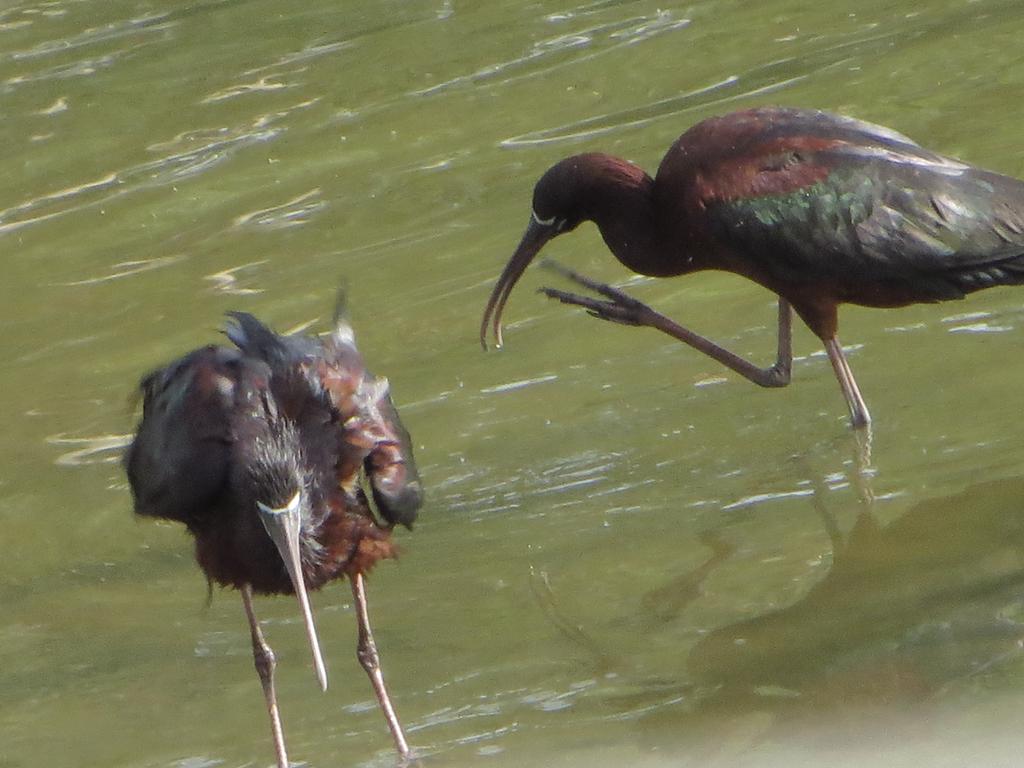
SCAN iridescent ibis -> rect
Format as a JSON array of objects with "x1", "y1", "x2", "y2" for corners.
[
  {"x1": 481, "y1": 106, "x2": 1024, "y2": 427},
  {"x1": 125, "y1": 305, "x2": 423, "y2": 766}
]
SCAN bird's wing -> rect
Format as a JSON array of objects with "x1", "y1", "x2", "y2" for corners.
[
  {"x1": 314, "y1": 320, "x2": 423, "y2": 529},
  {"x1": 357, "y1": 375, "x2": 423, "y2": 529},
  {"x1": 687, "y1": 111, "x2": 1024, "y2": 300},
  {"x1": 125, "y1": 346, "x2": 246, "y2": 527}
]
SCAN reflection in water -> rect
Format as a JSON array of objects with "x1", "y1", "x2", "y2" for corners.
[
  {"x1": 680, "y1": 476, "x2": 1024, "y2": 746},
  {"x1": 641, "y1": 531, "x2": 737, "y2": 628},
  {"x1": 532, "y1": 566, "x2": 616, "y2": 673},
  {"x1": 522, "y1": 467, "x2": 1024, "y2": 758}
]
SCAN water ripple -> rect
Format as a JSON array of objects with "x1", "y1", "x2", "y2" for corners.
[
  {"x1": 535, "y1": 476, "x2": 603, "y2": 495},
  {"x1": 433, "y1": 448, "x2": 630, "y2": 522},
  {"x1": 501, "y1": 75, "x2": 738, "y2": 148},
  {"x1": 948, "y1": 322, "x2": 1012, "y2": 334},
  {"x1": 34, "y1": 95, "x2": 67, "y2": 115},
  {"x1": 201, "y1": 71, "x2": 300, "y2": 104},
  {"x1": 450, "y1": 723, "x2": 518, "y2": 746},
  {"x1": 5, "y1": 52, "x2": 122, "y2": 89},
  {"x1": 242, "y1": 39, "x2": 355, "y2": 76},
  {"x1": 232, "y1": 188, "x2": 326, "y2": 229},
  {"x1": 172, "y1": 758, "x2": 223, "y2": 768},
  {"x1": 46, "y1": 433, "x2": 132, "y2": 467},
  {"x1": 0, "y1": 99, "x2": 319, "y2": 237},
  {"x1": 721, "y1": 488, "x2": 814, "y2": 512},
  {"x1": 410, "y1": 10, "x2": 690, "y2": 98},
  {"x1": 480, "y1": 374, "x2": 558, "y2": 394},
  {"x1": 6, "y1": 12, "x2": 174, "y2": 62},
  {"x1": 407, "y1": 702, "x2": 504, "y2": 733},
  {"x1": 3, "y1": 12, "x2": 176, "y2": 93},
  {"x1": 57, "y1": 255, "x2": 185, "y2": 287},
  {"x1": 204, "y1": 260, "x2": 268, "y2": 295},
  {"x1": 501, "y1": 30, "x2": 909, "y2": 148}
]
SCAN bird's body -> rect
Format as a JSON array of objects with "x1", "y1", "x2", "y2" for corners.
[
  {"x1": 653, "y1": 108, "x2": 1024, "y2": 330},
  {"x1": 482, "y1": 106, "x2": 1024, "y2": 426},
  {"x1": 126, "y1": 308, "x2": 422, "y2": 766}
]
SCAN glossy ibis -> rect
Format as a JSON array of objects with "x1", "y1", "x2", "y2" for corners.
[
  {"x1": 125, "y1": 305, "x2": 423, "y2": 766},
  {"x1": 481, "y1": 106, "x2": 1024, "y2": 427}
]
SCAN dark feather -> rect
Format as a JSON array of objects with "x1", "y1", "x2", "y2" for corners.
[
  {"x1": 124, "y1": 346, "x2": 241, "y2": 529},
  {"x1": 683, "y1": 109, "x2": 1024, "y2": 305},
  {"x1": 125, "y1": 310, "x2": 423, "y2": 593}
]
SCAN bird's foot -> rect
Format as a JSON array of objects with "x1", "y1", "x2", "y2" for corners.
[
  {"x1": 539, "y1": 262, "x2": 655, "y2": 328},
  {"x1": 539, "y1": 287, "x2": 653, "y2": 327}
]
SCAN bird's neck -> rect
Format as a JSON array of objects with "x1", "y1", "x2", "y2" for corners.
[{"x1": 582, "y1": 156, "x2": 677, "y2": 277}]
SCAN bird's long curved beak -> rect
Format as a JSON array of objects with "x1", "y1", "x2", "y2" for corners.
[
  {"x1": 480, "y1": 216, "x2": 557, "y2": 350},
  {"x1": 257, "y1": 493, "x2": 329, "y2": 692}
]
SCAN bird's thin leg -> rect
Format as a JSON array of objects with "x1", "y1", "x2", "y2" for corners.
[
  {"x1": 241, "y1": 584, "x2": 290, "y2": 768},
  {"x1": 539, "y1": 262, "x2": 792, "y2": 388},
  {"x1": 774, "y1": 297, "x2": 793, "y2": 382},
  {"x1": 824, "y1": 336, "x2": 871, "y2": 429},
  {"x1": 350, "y1": 572, "x2": 411, "y2": 759}
]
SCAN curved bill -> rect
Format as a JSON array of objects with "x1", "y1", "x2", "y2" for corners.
[
  {"x1": 257, "y1": 493, "x2": 329, "y2": 692},
  {"x1": 480, "y1": 216, "x2": 557, "y2": 350}
]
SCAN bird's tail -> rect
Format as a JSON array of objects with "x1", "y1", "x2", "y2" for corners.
[{"x1": 224, "y1": 311, "x2": 287, "y2": 359}]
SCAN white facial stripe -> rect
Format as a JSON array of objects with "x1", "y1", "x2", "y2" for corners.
[
  {"x1": 257, "y1": 490, "x2": 302, "y2": 517},
  {"x1": 532, "y1": 209, "x2": 557, "y2": 226}
]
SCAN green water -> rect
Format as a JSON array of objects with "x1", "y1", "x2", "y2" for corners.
[{"x1": 5, "y1": 0, "x2": 1024, "y2": 766}]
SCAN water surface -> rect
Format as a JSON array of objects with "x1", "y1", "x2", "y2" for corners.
[{"x1": 4, "y1": 1, "x2": 1024, "y2": 766}]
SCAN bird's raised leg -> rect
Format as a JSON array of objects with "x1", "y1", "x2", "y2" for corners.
[
  {"x1": 350, "y1": 572, "x2": 411, "y2": 759},
  {"x1": 241, "y1": 584, "x2": 290, "y2": 768},
  {"x1": 824, "y1": 337, "x2": 871, "y2": 429},
  {"x1": 539, "y1": 262, "x2": 792, "y2": 388}
]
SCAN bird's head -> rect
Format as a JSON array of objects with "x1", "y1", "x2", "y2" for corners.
[
  {"x1": 247, "y1": 421, "x2": 310, "y2": 524},
  {"x1": 531, "y1": 157, "x2": 591, "y2": 236},
  {"x1": 480, "y1": 155, "x2": 603, "y2": 349},
  {"x1": 248, "y1": 421, "x2": 330, "y2": 691},
  {"x1": 248, "y1": 425, "x2": 315, "y2": 589}
]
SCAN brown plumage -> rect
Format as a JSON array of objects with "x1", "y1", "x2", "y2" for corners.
[
  {"x1": 483, "y1": 106, "x2": 1024, "y2": 428},
  {"x1": 125, "y1": 306, "x2": 423, "y2": 766}
]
